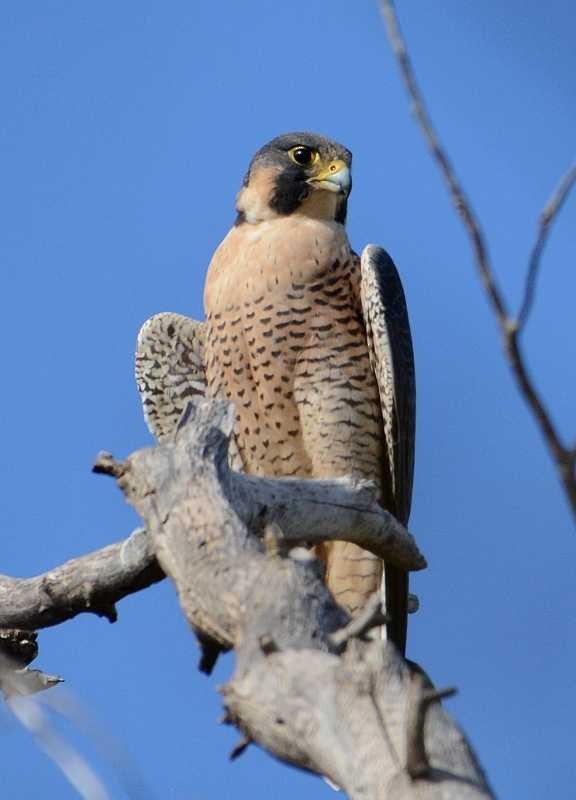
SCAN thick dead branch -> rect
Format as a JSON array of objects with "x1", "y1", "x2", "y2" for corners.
[
  {"x1": 0, "y1": 529, "x2": 163, "y2": 630},
  {"x1": 239, "y1": 473, "x2": 425, "y2": 571},
  {"x1": 0, "y1": 400, "x2": 491, "y2": 796},
  {"x1": 102, "y1": 398, "x2": 492, "y2": 799},
  {"x1": 380, "y1": 0, "x2": 576, "y2": 521},
  {"x1": 0, "y1": 428, "x2": 423, "y2": 635}
]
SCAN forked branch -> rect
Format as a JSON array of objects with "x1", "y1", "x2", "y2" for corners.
[{"x1": 380, "y1": 0, "x2": 576, "y2": 520}]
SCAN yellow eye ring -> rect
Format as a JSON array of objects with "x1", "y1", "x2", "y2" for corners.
[{"x1": 288, "y1": 146, "x2": 319, "y2": 167}]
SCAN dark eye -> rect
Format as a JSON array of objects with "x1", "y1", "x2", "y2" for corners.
[{"x1": 288, "y1": 146, "x2": 318, "y2": 167}]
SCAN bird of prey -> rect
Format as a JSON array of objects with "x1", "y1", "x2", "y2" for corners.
[{"x1": 136, "y1": 132, "x2": 415, "y2": 654}]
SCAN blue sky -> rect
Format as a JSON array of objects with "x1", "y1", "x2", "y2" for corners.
[{"x1": 1, "y1": 2, "x2": 575, "y2": 797}]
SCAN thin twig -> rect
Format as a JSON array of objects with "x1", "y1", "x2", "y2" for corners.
[
  {"x1": 9, "y1": 697, "x2": 110, "y2": 800},
  {"x1": 1, "y1": 666, "x2": 63, "y2": 697},
  {"x1": 379, "y1": 0, "x2": 508, "y2": 326},
  {"x1": 329, "y1": 594, "x2": 389, "y2": 648},
  {"x1": 380, "y1": 0, "x2": 576, "y2": 521},
  {"x1": 518, "y1": 163, "x2": 576, "y2": 329},
  {"x1": 406, "y1": 673, "x2": 457, "y2": 779},
  {"x1": 229, "y1": 735, "x2": 252, "y2": 761}
]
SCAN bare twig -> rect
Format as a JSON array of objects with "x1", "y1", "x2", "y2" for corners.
[
  {"x1": 42, "y1": 690, "x2": 157, "y2": 800},
  {"x1": 380, "y1": 0, "x2": 576, "y2": 521},
  {"x1": 518, "y1": 163, "x2": 576, "y2": 328},
  {"x1": 380, "y1": 1, "x2": 507, "y2": 324},
  {"x1": 406, "y1": 673, "x2": 458, "y2": 779},
  {"x1": 9, "y1": 697, "x2": 111, "y2": 800},
  {"x1": 0, "y1": 628, "x2": 61, "y2": 699},
  {"x1": 329, "y1": 594, "x2": 389, "y2": 648},
  {"x1": 229, "y1": 735, "x2": 252, "y2": 761},
  {"x1": 1, "y1": 667, "x2": 63, "y2": 698},
  {"x1": 407, "y1": 593, "x2": 420, "y2": 614}
]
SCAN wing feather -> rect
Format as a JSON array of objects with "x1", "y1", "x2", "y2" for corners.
[
  {"x1": 135, "y1": 312, "x2": 207, "y2": 441},
  {"x1": 135, "y1": 312, "x2": 244, "y2": 471},
  {"x1": 360, "y1": 245, "x2": 415, "y2": 525},
  {"x1": 360, "y1": 245, "x2": 416, "y2": 655}
]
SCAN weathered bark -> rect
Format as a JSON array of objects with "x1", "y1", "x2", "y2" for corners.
[
  {"x1": 103, "y1": 399, "x2": 492, "y2": 799},
  {"x1": 0, "y1": 529, "x2": 163, "y2": 630},
  {"x1": 0, "y1": 399, "x2": 492, "y2": 797},
  {"x1": 0, "y1": 422, "x2": 422, "y2": 633}
]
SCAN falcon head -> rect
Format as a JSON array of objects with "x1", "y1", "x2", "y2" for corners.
[{"x1": 235, "y1": 132, "x2": 352, "y2": 226}]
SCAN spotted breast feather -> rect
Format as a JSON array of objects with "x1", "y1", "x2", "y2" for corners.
[{"x1": 136, "y1": 132, "x2": 416, "y2": 655}]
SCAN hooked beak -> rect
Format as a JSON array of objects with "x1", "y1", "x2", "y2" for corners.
[{"x1": 307, "y1": 159, "x2": 351, "y2": 196}]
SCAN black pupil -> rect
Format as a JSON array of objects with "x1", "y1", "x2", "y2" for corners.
[{"x1": 293, "y1": 147, "x2": 313, "y2": 165}]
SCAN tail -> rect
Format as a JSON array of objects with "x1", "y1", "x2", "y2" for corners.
[
  {"x1": 384, "y1": 565, "x2": 408, "y2": 656},
  {"x1": 320, "y1": 541, "x2": 383, "y2": 618},
  {"x1": 319, "y1": 541, "x2": 408, "y2": 656}
]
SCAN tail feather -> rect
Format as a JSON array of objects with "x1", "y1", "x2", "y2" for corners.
[
  {"x1": 384, "y1": 565, "x2": 408, "y2": 656},
  {"x1": 321, "y1": 541, "x2": 383, "y2": 616}
]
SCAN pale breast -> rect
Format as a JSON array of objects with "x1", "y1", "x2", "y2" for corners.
[{"x1": 203, "y1": 216, "x2": 383, "y2": 484}]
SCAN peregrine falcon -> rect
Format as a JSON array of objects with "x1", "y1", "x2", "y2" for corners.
[{"x1": 136, "y1": 132, "x2": 415, "y2": 654}]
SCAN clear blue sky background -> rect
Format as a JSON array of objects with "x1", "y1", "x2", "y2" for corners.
[{"x1": 1, "y1": 2, "x2": 574, "y2": 798}]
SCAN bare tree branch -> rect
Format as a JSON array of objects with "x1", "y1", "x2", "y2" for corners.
[
  {"x1": 380, "y1": 0, "x2": 576, "y2": 521},
  {"x1": 239, "y1": 472, "x2": 426, "y2": 570},
  {"x1": 518, "y1": 163, "x2": 576, "y2": 328},
  {"x1": 379, "y1": 1, "x2": 507, "y2": 323},
  {"x1": 0, "y1": 399, "x2": 493, "y2": 797},
  {"x1": 112, "y1": 399, "x2": 492, "y2": 799},
  {"x1": 0, "y1": 441, "x2": 424, "y2": 635},
  {"x1": 405, "y1": 674, "x2": 458, "y2": 780},
  {"x1": 0, "y1": 529, "x2": 163, "y2": 631},
  {"x1": 1, "y1": 667, "x2": 63, "y2": 698}
]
